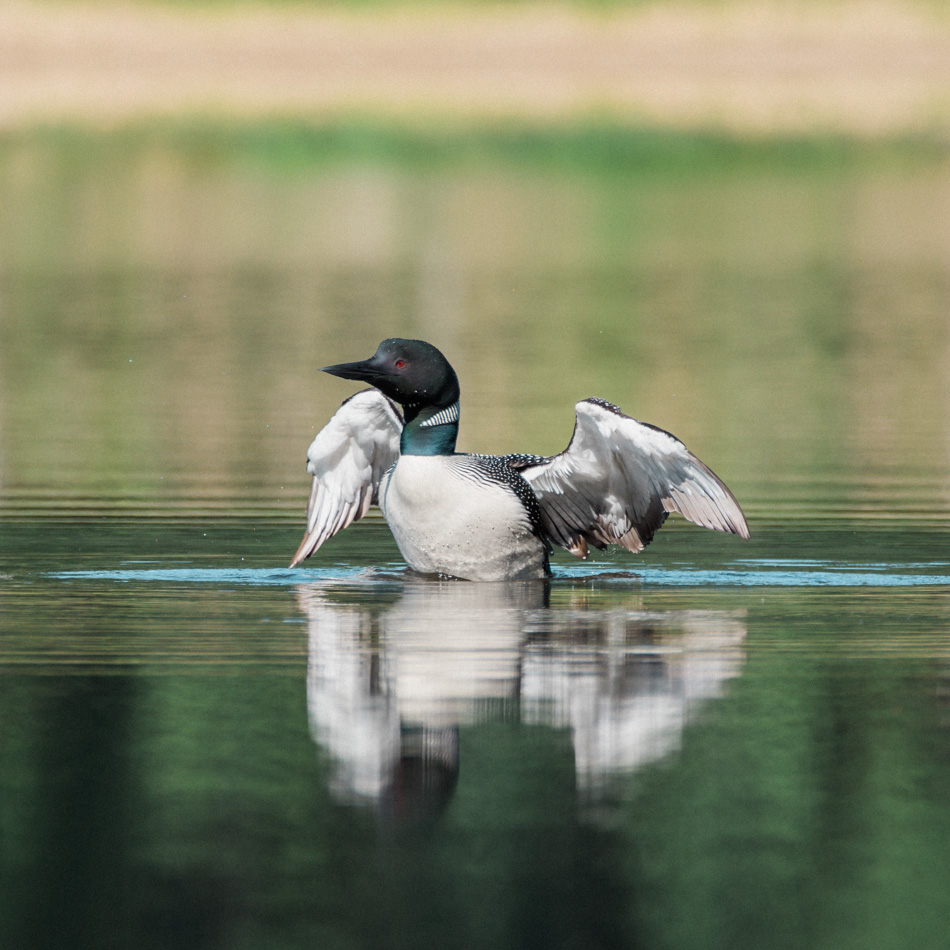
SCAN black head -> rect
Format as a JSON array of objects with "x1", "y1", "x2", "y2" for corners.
[{"x1": 322, "y1": 339, "x2": 460, "y2": 410}]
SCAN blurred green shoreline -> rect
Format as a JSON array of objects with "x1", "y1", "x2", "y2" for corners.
[{"x1": 3, "y1": 116, "x2": 947, "y2": 172}]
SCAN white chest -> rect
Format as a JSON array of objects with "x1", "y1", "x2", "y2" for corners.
[{"x1": 379, "y1": 455, "x2": 547, "y2": 581}]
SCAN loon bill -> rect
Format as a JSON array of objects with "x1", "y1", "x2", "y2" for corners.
[{"x1": 290, "y1": 338, "x2": 749, "y2": 581}]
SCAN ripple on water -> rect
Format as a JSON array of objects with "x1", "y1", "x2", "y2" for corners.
[{"x1": 48, "y1": 562, "x2": 950, "y2": 588}]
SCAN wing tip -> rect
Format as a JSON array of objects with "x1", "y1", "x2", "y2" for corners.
[
  {"x1": 289, "y1": 531, "x2": 319, "y2": 568},
  {"x1": 579, "y1": 396, "x2": 625, "y2": 416}
]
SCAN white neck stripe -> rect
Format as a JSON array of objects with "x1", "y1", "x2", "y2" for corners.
[{"x1": 419, "y1": 401, "x2": 460, "y2": 428}]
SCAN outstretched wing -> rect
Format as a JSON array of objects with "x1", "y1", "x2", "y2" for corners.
[
  {"x1": 508, "y1": 397, "x2": 749, "y2": 558},
  {"x1": 290, "y1": 390, "x2": 402, "y2": 567}
]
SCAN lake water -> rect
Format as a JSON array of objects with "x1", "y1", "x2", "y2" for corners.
[{"x1": 2, "y1": 124, "x2": 950, "y2": 949}]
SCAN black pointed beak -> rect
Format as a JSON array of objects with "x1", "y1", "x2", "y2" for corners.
[{"x1": 320, "y1": 357, "x2": 383, "y2": 382}]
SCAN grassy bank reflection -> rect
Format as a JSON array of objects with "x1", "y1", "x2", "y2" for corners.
[{"x1": 1, "y1": 122, "x2": 948, "y2": 524}]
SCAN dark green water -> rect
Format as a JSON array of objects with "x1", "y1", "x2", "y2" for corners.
[
  {"x1": 3, "y1": 520, "x2": 950, "y2": 950},
  {"x1": 2, "y1": 124, "x2": 950, "y2": 948}
]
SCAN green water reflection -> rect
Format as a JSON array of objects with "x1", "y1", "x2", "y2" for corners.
[
  {"x1": 2, "y1": 521, "x2": 950, "y2": 949},
  {"x1": 2, "y1": 124, "x2": 949, "y2": 520},
  {"x1": 2, "y1": 122, "x2": 950, "y2": 948}
]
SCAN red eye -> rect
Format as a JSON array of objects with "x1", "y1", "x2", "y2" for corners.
[{"x1": 394, "y1": 359, "x2": 406, "y2": 369}]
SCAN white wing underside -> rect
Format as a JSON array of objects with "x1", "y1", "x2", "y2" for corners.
[
  {"x1": 514, "y1": 398, "x2": 749, "y2": 558},
  {"x1": 289, "y1": 390, "x2": 402, "y2": 567}
]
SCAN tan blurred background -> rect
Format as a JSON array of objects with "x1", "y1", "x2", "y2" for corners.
[{"x1": 2, "y1": 0, "x2": 949, "y2": 136}]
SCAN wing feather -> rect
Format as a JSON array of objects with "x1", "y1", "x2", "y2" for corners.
[
  {"x1": 516, "y1": 398, "x2": 749, "y2": 558},
  {"x1": 290, "y1": 390, "x2": 402, "y2": 567}
]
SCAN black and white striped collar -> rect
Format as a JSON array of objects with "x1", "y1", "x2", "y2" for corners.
[{"x1": 419, "y1": 401, "x2": 460, "y2": 428}]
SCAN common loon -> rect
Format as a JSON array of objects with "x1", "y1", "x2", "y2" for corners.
[{"x1": 290, "y1": 338, "x2": 749, "y2": 581}]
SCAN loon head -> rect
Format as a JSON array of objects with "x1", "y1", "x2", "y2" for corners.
[{"x1": 322, "y1": 338, "x2": 460, "y2": 413}]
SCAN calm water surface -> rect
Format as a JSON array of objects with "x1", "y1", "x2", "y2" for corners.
[
  {"x1": 2, "y1": 126, "x2": 950, "y2": 948},
  {"x1": 2, "y1": 519, "x2": 950, "y2": 949}
]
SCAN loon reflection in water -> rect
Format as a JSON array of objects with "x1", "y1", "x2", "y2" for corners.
[{"x1": 298, "y1": 576, "x2": 746, "y2": 819}]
